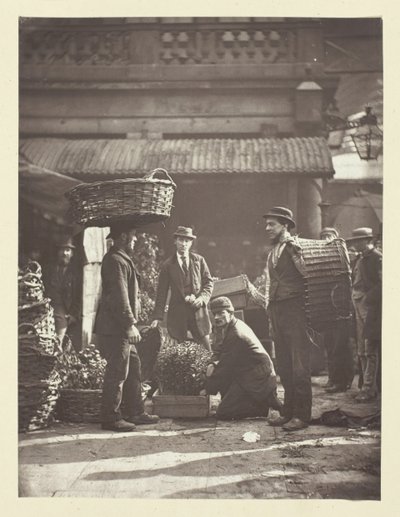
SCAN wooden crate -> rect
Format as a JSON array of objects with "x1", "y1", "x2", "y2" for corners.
[
  {"x1": 212, "y1": 276, "x2": 248, "y2": 309},
  {"x1": 152, "y1": 394, "x2": 210, "y2": 418}
]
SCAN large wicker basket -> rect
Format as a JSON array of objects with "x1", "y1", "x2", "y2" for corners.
[
  {"x1": 56, "y1": 388, "x2": 102, "y2": 423},
  {"x1": 19, "y1": 375, "x2": 61, "y2": 432},
  {"x1": 66, "y1": 168, "x2": 176, "y2": 227},
  {"x1": 298, "y1": 237, "x2": 352, "y2": 332}
]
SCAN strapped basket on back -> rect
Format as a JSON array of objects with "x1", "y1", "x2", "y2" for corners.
[
  {"x1": 65, "y1": 168, "x2": 177, "y2": 227},
  {"x1": 297, "y1": 237, "x2": 352, "y2": 332}
]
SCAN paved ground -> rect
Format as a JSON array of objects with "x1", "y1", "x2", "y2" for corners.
[{"x1": 18, "y1": 376, "x2": 380, "y2": 499}]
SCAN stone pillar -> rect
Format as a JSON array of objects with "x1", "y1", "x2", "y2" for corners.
[{"x1": 297, "y1": 178, "x2": 323, "y2": 239}]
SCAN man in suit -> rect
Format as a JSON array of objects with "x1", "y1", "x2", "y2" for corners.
[
  {"x1": 347, "y1": 227, "x2": 382, "y2": 402},
  {"x1": 151, "y1": 226, "x2": 214, "y2": 350},
  {"x1": 44, "y1": 237, "x2": 81, "y2": 350},
  {"x1": 94, "y1": 222, "x2": 159, "y2": 432},
  {"x1": 264, "y1": 206, "x2": 311, "y2": 432},
  {"x1": 205, "y1": 296, "x2": 281, "y2": 420},
  {"x1": 319, "y1": 227, "x2": 354, "y2": 393}
]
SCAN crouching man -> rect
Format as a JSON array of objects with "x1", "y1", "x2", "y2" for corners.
[{"x1": 205, "y1": 296, "x2": 282, "y2": 420}]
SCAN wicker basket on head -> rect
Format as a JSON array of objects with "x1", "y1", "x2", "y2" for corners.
[{"x1": 66, "y1": 168, "x2": 177, "y2": 227}]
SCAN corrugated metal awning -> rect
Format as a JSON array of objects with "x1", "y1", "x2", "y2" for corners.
[{"x1": 19, "y1": 137, "x2": 335, "y2": 178}]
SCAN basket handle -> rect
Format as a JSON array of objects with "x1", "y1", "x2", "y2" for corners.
[{"x1": 144, "y1": 168, "x2": 176, "y2": 188}]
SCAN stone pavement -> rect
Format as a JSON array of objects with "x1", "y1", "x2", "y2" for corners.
[{"x1": 18, "y1": 376, "x2": 381, "y2": 499}]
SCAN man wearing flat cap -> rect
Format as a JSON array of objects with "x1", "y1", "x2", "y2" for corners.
[
  {"x1": 205, "y1": 296, "x2": 281, "y2": 420},
  {"x1": 263, "y1": 207, "x2": 311, "y2": 431},
  {"x1": 44, "y1": 236, "x2": 81, "y2": 350},
  {"x1": 151, "y1": 226, "x2": 214, "y2": 350},
  {"x1": 347, "y1": 227, "x2": 382, "y2": 402},
  {"x1": 94, "y1": 222, "x2": 159, "y2": 431},
  {"x1": 320, "y1": 227, "x2": 354, "y2": 393}
]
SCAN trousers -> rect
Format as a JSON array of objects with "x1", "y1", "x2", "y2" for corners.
[
  {"x1": 353, "y1": 297, "x2": 379, "y2": 396},
  {"x1": 323, "y1": 320, "x2": 354, "y2": 388},
  {"x1": 97, "y1": 335, "x2": 144, "y2": 424},
  {"x1": 268, "y1": 296, "x2": 312, "y2": 422}
]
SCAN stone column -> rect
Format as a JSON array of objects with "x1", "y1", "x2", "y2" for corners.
[{"x1": 297, "y1": 178, "x2": 323, "y2": 239}]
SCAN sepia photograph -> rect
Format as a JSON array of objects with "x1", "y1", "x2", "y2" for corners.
[{"x1": 17, "y1": 15, "x2": 383, "y2": 501}]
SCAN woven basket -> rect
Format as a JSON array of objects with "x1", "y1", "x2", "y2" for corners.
[
  {"x1": 298, "y1": 237, "x2": 352, "y2": 332},
  {"x1": 18, "y1": 323, "x2": 58, "y2": 355},
  {"x1": 19, "y1": 376, "x2": 61, "y2": 432},
  {"x1": 18, "y1": 300, "x2": 56, "y2": 338},
  {"x1": 56, "y1": 388, "x2": 102, "y2": 423},
  {"x1": 19, "y1": 352, "x2": 57, "y2": 384},
  {"x1": 66, "y1": 168, "x2": 177, "y2": 227}
]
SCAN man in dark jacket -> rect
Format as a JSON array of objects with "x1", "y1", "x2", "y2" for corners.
[
  {"x1": 205, "y1": 296, "x2": 281, "y2": 420},
  {"x1": 44, "y1": 237, "x2": 81, "y2": 350},
  {"x1": 347, "y1": 227, "x2": 382, "y2": 402},
  {"x1": 264, "y1": 206, "x2": 311, "y2": 431},
  {"x1": 94, "y1": 222, "x2": 159, "y2": 432},
  {"x1": 151, "y1": 226, "x2": 214, "y2": 350},
  {"x1": 320, "y1": 227, "x2": 354, "y2": 393}
]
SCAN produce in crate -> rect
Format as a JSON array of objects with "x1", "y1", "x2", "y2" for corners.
[{"x1": 65, "y1": 168, "x2": 176, "y2": 227}]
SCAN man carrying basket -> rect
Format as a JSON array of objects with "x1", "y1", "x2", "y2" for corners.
[
  {"x1": 95, "y1": 222, "x2": 159, "y2": 432},
  {"x1": 264, "y1": 207, "x2": 311, "y2": 432}
]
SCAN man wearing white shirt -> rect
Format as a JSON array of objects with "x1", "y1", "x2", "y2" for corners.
[{"x1": 151, "y1": 226, "x2": 214, "y2": 350}]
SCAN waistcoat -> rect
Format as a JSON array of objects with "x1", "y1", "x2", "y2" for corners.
[{"x1": 268, "y1": 246, "x2": 305, "y2": 302}]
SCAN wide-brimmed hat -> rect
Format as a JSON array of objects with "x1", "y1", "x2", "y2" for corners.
[
  {"x1": 57, "y1": 237, "x2": 76, "y2": 249},
  {"x1": 173, "y1": 226, "x2": 197, "y2": 240},
  {"x1": 320, "y1": 227, "x2": 339, "y2": 238},
  {"x1": 210, "y1": 296, "x2": 234, "y2": 313},
  {"x1": 346, "y1": 227, "x2": 374, "y2": 242},
  {"x1": 106, "y1": 221, "x2": 138, "y2": 240},
  {"x1": 263, "y1": 206, "x2": 296, "y2": 229}
]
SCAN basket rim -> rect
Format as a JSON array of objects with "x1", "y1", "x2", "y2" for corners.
[
  {"x1": 60, "y1": 387, "x2": 103, "y2": 393},
  {"x1": 67, "y1": 176, "x2": 176, "y2": 198}
]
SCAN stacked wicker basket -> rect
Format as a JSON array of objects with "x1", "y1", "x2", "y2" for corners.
[{"x1": 18, "y1": 261, "x2": 61, "y2": 432}]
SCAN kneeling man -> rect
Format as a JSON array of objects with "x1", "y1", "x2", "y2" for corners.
[{"x1": 205, "y1": 296, "x2": 282, "y2": 420}]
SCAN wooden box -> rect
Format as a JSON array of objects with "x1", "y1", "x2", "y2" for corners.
[
  {"x1": 212, "y1": 276, "x2": 248, "y2": 309},
  {"x1": 152, "y1": 394, "x2": 210, "y2": 418}
]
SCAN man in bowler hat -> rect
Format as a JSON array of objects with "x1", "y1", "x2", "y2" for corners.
[
  {"x1": 151, "y1": 226, "x2": 214, "y2": 350},
  {"x1": 94, "y1": 222, "x2": 159, "y2": 431},
  {"x1": 205, "y1": 296, "x2": 282, "y2": 420},
  {"x1": 264, "y1": 207, "x2": 311, "y2": 431},
  {"x1": 347, "y1": 227, "x2": 382, "y2": 401}
]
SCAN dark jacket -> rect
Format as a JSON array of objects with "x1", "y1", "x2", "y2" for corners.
[
  {"x1": 207, "y1": 317, "x2": 276, "y2": 403},
  {"x1": 268, "y1": 245, "x2": 305, "y2": 302},
  {"x1": 94, "y1": 246, "x2": 141, "y2": 337},
  {"x1": 152, "y1": 252, "x2": 214, "y2": 339},
  {"x1": 352, "y1": 246, "x2": 382, "y2": 340},
  {"x1": 44, "y1": 261, "x2": 81, "y2": 319}
]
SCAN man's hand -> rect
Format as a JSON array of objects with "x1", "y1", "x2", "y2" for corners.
[
  {"x1": 185, "y1": 294, "x2": 196, "y2": 304},
  {"x1": 191, "y1": 297, "x2": 203, "y2": 310},
  {"x1": 127, "y1": 324, "x2": 141, "y2": 344},
  {"x1": 150, "y1": 319, "x2": 160, "y2": 329},
  {"x1": 206, "y1": 364, "x2": 215, "y2": 377}
]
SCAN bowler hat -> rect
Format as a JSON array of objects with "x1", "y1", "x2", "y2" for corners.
[
  {"x1": 106, "y1": 221, "x2": 138, "y2": 240},
  {"x1": 346, "y1": 227, "x2": 374, "y2": 242},
  {"x1": 173, "y1": 226, "x2": 197, "y2": 240},
  {"x1": 57, "y1": 237, "x2": 76, "y2": 249},
  {"x1": 320, "y1": 227, "x2": 339, "y2": 238},
  {"x1": 210, "y1": 296, "x2": 234, "y2": 313},
  {"x1": 263, "y1": 206, "x2": 296, "y2": 229}
]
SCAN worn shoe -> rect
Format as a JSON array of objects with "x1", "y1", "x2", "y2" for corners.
[
  {"x1": 282, "y1": 417, "x2": 308, "y2": 432},
  {"x1": 268, "y1": 415, "x2": 291, "y2": 427},
  {"x1": 325, "y1": 384, "x2": 347, "y2": 393},
  {"x1": 101, "y1": 419, "x2": 136, "y2": 432},
  {"x1": 128, "y1": 413, "x2": 160, "y2": 425}
]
